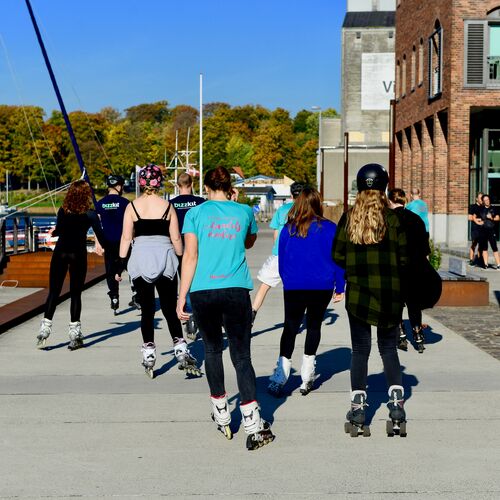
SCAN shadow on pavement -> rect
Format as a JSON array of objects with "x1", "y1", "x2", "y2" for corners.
[
  {"x1": 364, "y1": 365, "x2": 419, "y2": 425},
  {"x1": 495, "y1": 290, "x2": 500, "y2": 306}
]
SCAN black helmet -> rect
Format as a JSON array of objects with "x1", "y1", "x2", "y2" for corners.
[
  {"x1": 290, "y1": 182, "x2": 304, "y2": 197},
  {"x1": 356, "y1": 164, "x2": 389, "y2": 192},
  {"x1": 107, "y1": 174, "x2": 125, "y2": 188}
]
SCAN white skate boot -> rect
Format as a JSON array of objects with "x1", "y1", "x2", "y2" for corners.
[
  {"x1": 210, "y1": 394, "x2": 232, "y2": 440},
  {"x1": 240, "y1": 401, "x2": 275, "y2": 451},
  {"x1": 173, "y1": 337, "x2": 201, "y2": 376},
  {"x1": 268, "y1": 356, "x2": 291, "y2": 396},
  {"x1": 37, "y1": 318, "x2": 52, "y2": 348},
  {"x1": 141, "y1": 342, "x2": 156, "y2": 379},
  {"x1": 299, "y1": 354, "x2": 316, "y2": 396},
  {"x1": 68, "y1": 321, "x2": 84, "y2": 350}
]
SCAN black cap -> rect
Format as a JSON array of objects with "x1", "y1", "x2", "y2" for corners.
[
  {"x1": 107, "y1": 174, "x2": 125, "y2": 188},
  {"x1": 290, "y1": 182, "x2": 304, "y2": 197},
  {"x1": 356, "y1": 164, "x2": 389, "y2": 192}
]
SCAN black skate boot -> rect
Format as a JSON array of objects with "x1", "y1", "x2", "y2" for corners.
[
  {"x1": 397, "y1": 322, "x2": 408, "y2": 351},
  {"x1": 108, "y1": 293, "x2": 119, "y2": 315},
  {"x1": 386, "y1": 385, "x2": 407, "y2": 437},
  {"x1": 413, "y1": 326, "x2": 425, "y2": 353},
  {"x1": 129, "y1": 293, "x2": 141, "y2": 310},
  {"x1": 185, "y1": 315, "x2": 198, "y2": 341},
  {"x1": 345, "y1": 390, "x2": 370, "y2": 437}
]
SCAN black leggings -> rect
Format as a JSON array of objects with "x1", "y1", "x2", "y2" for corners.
[
  {"x1": 348, "y1": 312, "x2": 402, "y2": 391},
  {"x1": 279, "y1": 289, "x2": 333, "y2": 359},
  {"x1": 44, "y1": 250, "x2": 87, "y2": 322},
  {"x1": 407, "y1": 302, "x2": 422, "y2": 330},
  {"x1": 104, "y1": 242, "x2": 119, "y2": 297},
  {"x1": 133, "y1": 275, "x2": 183, "y2": 344}
]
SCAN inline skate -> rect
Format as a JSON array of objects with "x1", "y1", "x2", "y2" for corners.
[
  {"x1": 268, "y1": 356, "x2": 291, "y2": 397},
  {"x1": 240, "y1": 401, "x2": 274, "y2": 451},
  {"x1": 299, "y1": 354, "x2": 316, "y2": 396},
  {"x1": 413, "y1": 326, "x2": 425, "y2": 353},
  {"x1": 210, "y1": 394, "x2": 232, "y2": 440},
  {"x1": 141, "y1": 342, "x2": 156, "y2": 378},
  {"x1": 173, "y1": 338, "x2": 201, "y2": 376},
  {"x1": 68, "y1": 321, "x2": 84, "y2": 350},
  {"x1": 37, "y1": 318, "x2": 52, "y2": 348}
]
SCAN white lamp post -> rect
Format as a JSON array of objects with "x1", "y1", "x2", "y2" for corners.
[{"x1": 311, "y1": 106, "x2": 322, "y2": 192}]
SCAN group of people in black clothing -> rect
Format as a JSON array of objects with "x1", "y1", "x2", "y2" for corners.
[
  {"x1": 469, "y1": 192, "x2": 500, "y2": 270},
  {"x1": 36, "y1": 162, "x2": 442, "y2": 449}
]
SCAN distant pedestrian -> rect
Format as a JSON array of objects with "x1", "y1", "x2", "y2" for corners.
[
  {"x1": 170, "y1": 173, "x2": 205, "y2": 338},
  {"x1": 37, "y1": 180, "x2": 106, "y2": 350},
  {"x1": 468, "y1": 192, "x2": 484, "y2": 266},
  {"x1": 115, "y1": 164, "x2": 200, "y2": 379},
  {"x1": 251, "y1": 182, "x2": 304, "y2": 324},
  {"x1": 477, "y1": 194, "x2": 500, "y2": 270},
  {"x1": 333, "y1": 164, "x2": 408, "y2": 437},
  {"x1": 406, "y1": 187, "x2": 429, "y2": 234},
  {"x1": 267, "y1": 186, "x2": 345, "y2": 397},
  {"x1": 177, "y1": 166, "x2": 274, "y2": 450},
  {"x1": 95, "y1": 174, "x2": 131, "y2": 314}
]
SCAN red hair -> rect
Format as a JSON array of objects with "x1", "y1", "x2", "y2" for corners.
[{"x1": 62, "y1": 180, "x2": 93, "y2": 214}]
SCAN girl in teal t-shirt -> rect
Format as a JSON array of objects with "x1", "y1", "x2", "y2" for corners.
[{"x1": 176, "y1": 166, "x2": 274, "y2": 451}]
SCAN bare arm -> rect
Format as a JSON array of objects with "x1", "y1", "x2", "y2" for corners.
[
  {"x1": 115, "y1": 204, "x2": 134, "y2": 282},
  {"x1": 245, "y1": 232, "x2": 257, "y2": 249},
  {"x1": 167, "y1": 205, "x2": 183, "y2": 256},
  {"x1": 176, "y1": 233, "x2": 198, "y2": 321}
]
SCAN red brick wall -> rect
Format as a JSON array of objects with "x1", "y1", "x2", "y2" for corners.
[{"x1": 394, "y1": 0, "x2": 500, "y2": 216}]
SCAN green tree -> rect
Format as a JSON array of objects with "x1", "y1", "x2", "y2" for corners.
[
  {"x1": 225, "y1": 135, "x2": 255, "y2": 176},
  {"x1": 125, "y1": 101, "x2": 170, "y2": 124}
]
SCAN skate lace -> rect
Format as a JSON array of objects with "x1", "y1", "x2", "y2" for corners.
[
  {"x1": 390, "y1": 396, "x2": 404, "y2": 408},
  {"x1": 351, "y1": 400, "x2": 368, "y2": 411}
]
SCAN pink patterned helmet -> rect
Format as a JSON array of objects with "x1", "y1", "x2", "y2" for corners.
[{"x1": 139, "y1": 163, "x2": 163, "y2": 189}]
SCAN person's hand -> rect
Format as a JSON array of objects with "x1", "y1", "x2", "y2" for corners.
[
  {"x1": 333, "y1": 292, "x2": 344, "y2": 303},
  {"x1": 115, "y1": 273, "x2": 122, "y2": 282},
  {"x1": 95, "y1": 245, "x2": 104, "y2": 256},
  {"x1": 176, "y1": 296, "x2": 190, "y2": 321}
]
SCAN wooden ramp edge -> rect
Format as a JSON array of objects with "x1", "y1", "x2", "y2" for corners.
[{"x1": 0, "y1": 265, "x2": 106, "y2": 334}]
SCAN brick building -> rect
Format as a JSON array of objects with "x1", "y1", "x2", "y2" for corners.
[{"x1": 394, "y1": 0, "x2": 500, "y2": 247}]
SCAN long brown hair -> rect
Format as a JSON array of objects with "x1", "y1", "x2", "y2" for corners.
[
  {"x1": 346, "y1": 189, "x2": 388, "y2": 245},
  {"x1": 287, "y1": 186, "x2": 324, "y2": 237},
  {"x1": 62, "y1": 180, "x2": 93, "y2": 214},
  {"x1": 204, "y1": 166, "x2": 232, "y2": 196}
]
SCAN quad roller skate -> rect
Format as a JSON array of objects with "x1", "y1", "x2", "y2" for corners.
[
  {"x1": 68, "y1": 321, "x2": 84, "y2": 350},
  {"x1": 141, "y1": 342, "x2": 156, "y2": 379},
  {"x1": 210, "y1": 394, "x2": 233, "y2": 440},
  {"x1": 412, "y1": 326, "x2": 425, "y2": 353},
  {"x1": 109, "y1": 293, "x2": 119, "y2": 316},
  {"x1": 386, "y1": 385, "x2": 407, "y2": 437},
  {"x1": 345, "y1": 390, "x2": 370, "y2": 437},
  {"x1": 397, "y1": 322, "x2": 408, "y2": 351},
  {"x1": 240, "y1": 401, "x2": 275, "y2": 451},
  {"x1": 185, "y1": 314, "x2": 198, "y2": 341},
  {"x1": 37, "y1": 318, "x2": 52, "y2": 348},
  {"x1": 268, "y1": 356, "x2": 291, "y2": 397},
  {"x1": 128, "y1": 293, "x2": 141, "y2": 310},
  {"x1": 173, "y1": 338, "x2": 201, "y2": 376},
  {"x1": 299, "y1": 354, "x2": 316, "y2": 396}
]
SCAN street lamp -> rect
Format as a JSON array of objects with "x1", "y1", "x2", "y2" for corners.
[{"x1": 311, "y1": 106, "x2": 322, "y2": 193}]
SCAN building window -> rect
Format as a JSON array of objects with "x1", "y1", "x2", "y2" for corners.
[
  {"x1": 396, "y1": 60, "x2": 401, "y2": 99},
  {"x1": 411, "y1": 46, "x2": 416, "y2": 90},
  {"x1": 402, "y1": 55, "x2": 407, "y2": 97},
  {"x1": 428, "y1": 22, "x2": 443, "y2": 98},
  {"x1": 418, "y1": 38, "x2": 424, "y2": 85}
]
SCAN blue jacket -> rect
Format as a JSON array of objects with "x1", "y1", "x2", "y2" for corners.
[{"x1": 279, "y1": 219, "x2": 345, "y2": 292}]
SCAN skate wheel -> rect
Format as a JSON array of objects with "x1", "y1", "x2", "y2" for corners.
[
  {"x1": 399, "y1": 421, "x2": 407, "y2": 437},
  {"x1": 36, "y1": 339, "x2": 46, "y2": 349},
  {"x1": 386, "y1": 420, "x2": 395, "y2": 437},
  {"x1": 362, "y1": 426, "x2": 371, "y2": 437},
  {"x1": 146, "y1": 368, "x2": 154, "y2": 379},
  {"x1": 350, "y1": 425, "x2": 359, "y2": 437},
  {"x1": 224, "y1": 425, "x2": 233, "y2": 440},
  {"x1": 344, "y1": 422, "x2": 352, "y2": 434}
]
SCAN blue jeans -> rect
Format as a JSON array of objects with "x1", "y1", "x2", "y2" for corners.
[{"x1": 190, "y1": 287, "x2": 256, "y2": 403}]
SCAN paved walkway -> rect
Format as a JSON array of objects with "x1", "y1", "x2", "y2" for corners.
[{"x1": 1, "y1": 229, "x2": 500, "y2": 498}]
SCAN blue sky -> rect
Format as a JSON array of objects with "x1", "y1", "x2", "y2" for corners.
[{"x1": 0, "y1": 0, "x2": 344, "y2": 118}]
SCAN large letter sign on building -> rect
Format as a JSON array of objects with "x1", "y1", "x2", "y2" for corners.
[{"x1": 361, "y1": 53, "x2": 395, "y2": 110}]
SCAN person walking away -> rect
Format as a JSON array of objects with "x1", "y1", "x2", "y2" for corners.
[
  {"x1": 115, "y1": 164, "x2": 200, "y2": 379},
  {"x1": 468, "y1": 192, "x2": 484, "y2": 266},
  {"x1": 406, "y1": 188, "x2": 429, "y2": 235},
  {"x1": 333, "y1": 164, "x2": 408, "y2": 437},
  {"x1": 37, "y1": 180, "x2": 106, "y2": 350},
  {"x1": 388, "y1": 188, "x2": 432, "y2": 353},
  {"x1": 267, "y1": 187, "x2": 345, "y2": 397},
  {"x1": 177, "y1": 166, "x2": 274, "y2": 450},
  {"x1": 170, "y1": 173, "x2": 205, "y2": 338},
  {"x1": 95, "y1": 174, "x2": 130, "y2": 314},
  {"x1": 251, "y1": 182, "x2": 304, "y2": 324},
  {"x1": 477, "y1": 194, "x2": 500, "y2": 269}
]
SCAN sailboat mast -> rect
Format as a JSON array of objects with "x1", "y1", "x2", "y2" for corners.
[{"x1": 24, "y1": 0, "x2": 96, "y2": 206}]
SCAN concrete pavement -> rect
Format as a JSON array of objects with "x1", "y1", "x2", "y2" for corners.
[{"x1": 1, "y1": 229, "x2": 500, "y2": 498}]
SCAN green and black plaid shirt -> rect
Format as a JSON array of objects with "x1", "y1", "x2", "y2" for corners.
[{"x1": 332, "y1": 208, "x2": 408, "y2": 328}]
